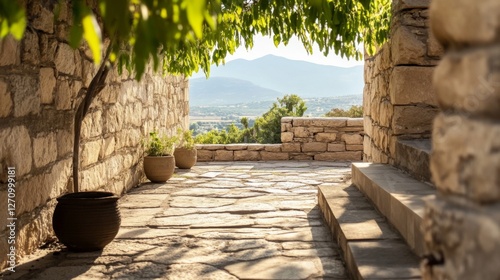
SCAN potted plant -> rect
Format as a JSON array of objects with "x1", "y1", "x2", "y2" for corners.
[
  {"x1": 174, "y1": 128, "x2": 198, "y2": 169},
  {"x1": 52, "y1": 47, "x2": 121, "y2": 252},
  {"x1": 52, "y1": 191, "x2": 120, "y2": 252},
  {"x1": 48, "y1": 0, "x2": 211, "y2": 253},
  {"x1": 143, "y1": 130, "x2": 178, "y2": 182}
]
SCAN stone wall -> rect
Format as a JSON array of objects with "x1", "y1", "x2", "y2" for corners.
[
  {"x1": 422, "y1": 0, "x2": 500, "y2": 278},
  {"x1": 0, "y1": 0, "x2": 189, "y2": 270},
  {"x1": 363, "y1": 0, "x2": 443, "y2": 164},
  {"x1": 197, "y1": 117, "x2": 363, "y2": 161}
]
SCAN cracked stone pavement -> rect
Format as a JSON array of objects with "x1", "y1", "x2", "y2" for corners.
[{"x1": 2, "y1": 161, "x2": 352, "y2": 280}]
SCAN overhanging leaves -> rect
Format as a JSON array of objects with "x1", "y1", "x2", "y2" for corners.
[
  {"x1": 1, "y1": 0, "x2": 390, "y2": 79},
  {"x1": 0, "y1": 0, "x2": 26, "y2": 40},
  {"x1": 82, "y1": 13, "x2": 102, "y2": 64}
]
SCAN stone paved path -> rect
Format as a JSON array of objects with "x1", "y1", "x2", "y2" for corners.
[{"x1": 2, "y1": 161, "x2": 352, "y2": 280}]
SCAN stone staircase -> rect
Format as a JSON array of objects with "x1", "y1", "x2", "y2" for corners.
[
  {"x1": 395, "y1": 139, "x2": 432, "y2": 182},
  {"x1": 318, "y1": 140, "x2": 435, "y2": 279}
]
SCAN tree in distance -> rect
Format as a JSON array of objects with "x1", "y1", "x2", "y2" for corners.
[
  {"x1": 253, "y1": 94, "x2": 307, "y2": 143},
  {"x1": 195, "y1": 94, "x2": 307, "y2": 144}
]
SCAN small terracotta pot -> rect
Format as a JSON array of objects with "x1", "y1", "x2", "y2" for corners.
[
  {"x1": 143, "y1": 155, "x2": 175, "y2": 182},
  {"x1": 174, "y1": 147, "x2": 197, "y2": 169},
  {"x1": 52, "y1": 191, "x2": 120, "y2": 252}
]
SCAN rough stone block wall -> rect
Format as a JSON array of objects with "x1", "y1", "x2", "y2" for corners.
[
  {"x1": 197, "y1": 117, "x2": 363, "y2": 161},
  {"x1": 422, "y1": 0, "x2": 500, "y2": 278},
  {"x1": 363, "y1": 0, "x2": 443, "y2": 164},
  {"x1": 0, "y1": 0, "x2": 189, "y2": 270}
]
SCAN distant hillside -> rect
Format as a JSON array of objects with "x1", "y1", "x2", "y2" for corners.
[
  {"x1": 190, "y1": 55, "x2": 364, "y2": 103},
  {"x1": 190, "y1": 77, "x2": 282, "y2": 106},
  {"x1": 190, "y1": 95, "x2": 363, "y2": 118}
]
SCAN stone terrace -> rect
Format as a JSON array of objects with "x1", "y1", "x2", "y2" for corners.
[
  {"x1": 2, "y1": 161, "x2": 355, "y2": 280},
  {"x1": 197, "y1": 117, "x2": 364, "y2": 162}
]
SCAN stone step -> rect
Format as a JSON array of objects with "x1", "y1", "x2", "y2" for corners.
[
  {"x1": 318, "y1": 184, "x2": 421, "y2": 280},
  {"x1": 352, "y1": 162, "x2": 435, "y2": 257},
  {"x1": 395, "y1": 138, "x2": 432, "y2": 182}
]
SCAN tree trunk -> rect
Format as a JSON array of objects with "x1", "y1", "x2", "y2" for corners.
[{"x1": 72, "y1": 49, "x2": 112, "y2": 193}]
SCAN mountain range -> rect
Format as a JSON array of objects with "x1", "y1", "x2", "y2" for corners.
[{"x1": 189, "y1": 55, "x2": 364, "y2": 106}]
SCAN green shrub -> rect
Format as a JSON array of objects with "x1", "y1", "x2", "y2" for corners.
[
  {"x1": 143, "y1": 130, "x2": 177, "y2": 156},
  {"x1": 194, "y1": 124, "x2": 242, "y2": 144},
  {"x1": 324, "y1": 105, "x2": 363, "y2": 118},
  {"x1": 177, "y1": 128, "x2": 196, "y2": 150}
]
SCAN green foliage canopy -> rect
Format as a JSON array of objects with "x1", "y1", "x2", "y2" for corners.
[
  {"x1": 0, "y1": 0, "x2": 26, "y2": 40},
  {"x1": 0, "y1": 0, "x2": 391, "y2": 79}
]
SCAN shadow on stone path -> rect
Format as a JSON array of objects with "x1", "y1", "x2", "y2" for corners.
[{"x1": 2, "y1": 161, "x2": 352, "y2": 280}]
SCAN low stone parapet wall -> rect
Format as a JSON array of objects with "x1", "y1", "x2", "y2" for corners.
[{"x1": 196, "y1": 117, "x2": 364, "y2": 161}]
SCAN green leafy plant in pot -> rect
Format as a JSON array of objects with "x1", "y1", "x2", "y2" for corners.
[
  {"x1": 174, "y1": 128, "x2": 197, "y2": 169},
  {"x1": 143, "y1": 130, "x2": 178, "y2": 182}
]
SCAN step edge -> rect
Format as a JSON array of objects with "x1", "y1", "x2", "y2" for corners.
[
  {"x1": 351, "y1": 163, "x2": 435, "y2": 256},
  {"x1": 318, "y1": 186, "x2": 421, "y2": 280},
  {"x1": 346, "y1": 240, "x2": 422, "y2": 280}
]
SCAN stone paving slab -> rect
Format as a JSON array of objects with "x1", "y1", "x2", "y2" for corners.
[{"x1": 1, "y1": 161, "x2": 352, "y2": 280}]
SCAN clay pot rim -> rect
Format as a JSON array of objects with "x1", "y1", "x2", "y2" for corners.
[
  {"x1": 57, "y1": 191, "x2": 119, "y2": 202},
  {"x1": 176, "y1": 147, "x2": 196, "y2": 150},
  {"x1": 144, "y1": 155, "x2": 174, "y2": 157}
]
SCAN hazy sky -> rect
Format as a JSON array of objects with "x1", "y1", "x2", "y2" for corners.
[{"x1": 225, "y1": 34, "x2": 364, "y2": 68}]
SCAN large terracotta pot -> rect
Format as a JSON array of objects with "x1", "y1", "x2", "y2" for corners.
[
  {"x1": 52, "y1": 191, "x2": 120, "y2": 252},
  {"x1": 174, "y1": 147, "x2": 197, "y2": 169},
  {"x1": 143, "y1": 155, "x2": 175, "y2": 182}
]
